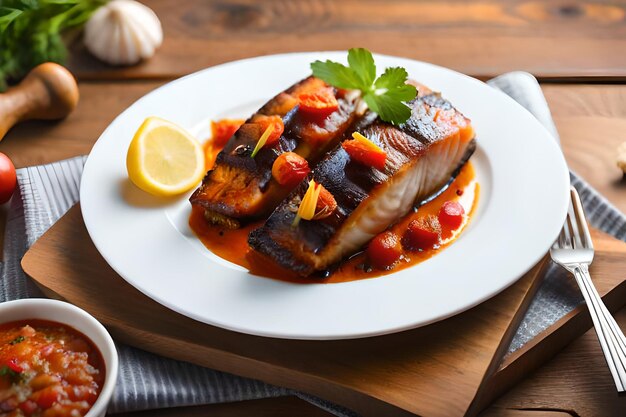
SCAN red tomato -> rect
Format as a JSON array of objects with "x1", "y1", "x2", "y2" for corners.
[
  {"x1": 210, "y1": 119, "x2": 244, "y2": 147},
  {"x1": 402, "y1": 216, "x2": 441, "y2": 251},
  {"x1": 7, "y1": 357, "x2": 22, "y2": 373},
  {"x1": 271, "y1": 152, "x2": 310, "y2": 188},
  {"x1": 341, "y1": 140, "x2": 387, "y2": 170},
  {"x1": 298, "y1": 88, "x2": 339, "y2": 116},
  {"x1": 439, "y1": 201, "x2": 465, "y2": 230},
  {"x1": 0, "y1": 153, "x2": 16, "y2": 204},
  {"x1": 32, "y1": 386, "x2": 61, "y2": 409},
  {"x1": 367, "y1": 231, "x2": 402, "y2": 270},
  {"x1": 19, "y1": 400, "x2": 37, "y2": 415},
  {"x1": 312, "y1": 186, "x2": 337, "y2": 220},
  {"x1": 255, "y1": 115, "x2": 285, "y2": 146}
]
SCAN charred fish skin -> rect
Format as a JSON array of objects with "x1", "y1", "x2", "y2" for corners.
[
  {"x1": 249, "y1": 91, "x2": 477, "y2": 277},
  {"x1": 190, "y1": 76, "x2": 360, "y2": 228}
]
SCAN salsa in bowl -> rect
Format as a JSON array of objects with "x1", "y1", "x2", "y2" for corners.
[{"x1": 0, "y1": 299, "x2": 118, "y2": 417}]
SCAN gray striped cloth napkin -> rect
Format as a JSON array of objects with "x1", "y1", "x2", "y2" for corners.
[{"x1": 1, "y1": 72, "x2": 624, "y2": 416}]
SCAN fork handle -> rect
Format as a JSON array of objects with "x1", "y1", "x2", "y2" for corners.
[{"x1": 570, "y1": 263, "x2": 626, "y2": 392}]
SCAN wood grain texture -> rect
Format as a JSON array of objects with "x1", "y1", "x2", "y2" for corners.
[
  {"x1": 481, "y1": 410, "x2": 572, "y2": 417},
  {"x1": 477, "y1": 230, "x2": 626, "y2": 414},
  {"x1": 67, "y1": 0, "x2": 626, "y2": 80},
  {"x1": 22, "y1": 205, "x2": 545, "y2": 417},
  {"x1": 544, "y1": 84, "x2": 626, "y2": 214},
  {"x1": 0, "y1": 81, "x2": 161, "y2": 168},
  {"x1": 488, "y1": 308, "x2": 626, "y2": 416},
  {"x1": 2, "y1": 83, "x2": 626, "y2": 217}
]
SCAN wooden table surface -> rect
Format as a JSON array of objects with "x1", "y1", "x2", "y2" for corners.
[{"x1": 2, "y1": 1, "x2": 626, "y2": 416}]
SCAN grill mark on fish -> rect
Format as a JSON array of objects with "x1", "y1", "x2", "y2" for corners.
[{"x1": 249, "y1": 90, "x2": 476, "y2": 276}]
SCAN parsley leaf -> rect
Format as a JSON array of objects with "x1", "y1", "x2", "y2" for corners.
[
  {"x1": 363, "y1": 91, "x2": 413, "y2": 127},
  {"x1": 374, "y1": 67, "x2": 411, "y2": 92},
  {"x1": 347, "y1": 48, "x2": 376, "y2": 90},
  {"x1": 310, "y1": 48, "x2": 417, "y2": 125},
  {"x1": 9, "y1": 335, "x2": 25, "y2": 345},
  {"x1": 309, "y1": 60, "x2": 357, "y2": 90}
]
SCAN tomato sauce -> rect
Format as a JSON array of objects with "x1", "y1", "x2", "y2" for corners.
[
  {"x1": 0, "y1": 320, "x2": 104, "y2": 417},
  {"x1": 190, "y1": 120, "x2": 479, "y2": 284}
]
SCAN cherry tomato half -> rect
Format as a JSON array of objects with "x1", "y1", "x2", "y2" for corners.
[
  {"x1": 272, "y1": 152, "x2": 310, "y2": 188},
  {"x1": 367, "y1": 231, "x2": 402, "y2": 270},
  {"x1": 438, "y1": 201, "x2": 465, "y2": 230}
]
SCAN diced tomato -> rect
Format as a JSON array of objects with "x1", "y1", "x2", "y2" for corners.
[
  {"x1": 402, "y1": 216, "x2": 441, "y2": 251},
  {"x1": 367, "y1": 231, "x2": 402, "y2": 270},
  {"x1": 32, "y1": 386, "x2": 61, "y2": 409},
  {"x1": 255, "y1": 115, "x2": 285, "y2": 146},
  {"x1": 272, "y1": 152, "x2": 310, "y2": 188},
  {"x1": 341, "y1": 137, "x2": 387, "y2": 170},
  {"x1": 7, "y1": 358, "x2": 22, "y2": 373},
  {"x1": 0, "y1": 320, "x2": 104, "y2": 416},
  {"x1": 312, "y1": 186, "x2": 337, "y2": 220},
  {"x1": 210, "y1": 119, "x2": 245, "y2": 147},
  {"x1": 19, "y1": 400, "x2": 38, "y2": 415},
  {"x1": 298, "y1": 88, "x2": 339, "y2": 116},
  {"x1": 438, "y1": 201, "x2": 465, "y2": 230}
]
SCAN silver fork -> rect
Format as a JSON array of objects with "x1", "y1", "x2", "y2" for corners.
[{"x1": 550, "y1": 186, "x2": 626, "y2": 392}]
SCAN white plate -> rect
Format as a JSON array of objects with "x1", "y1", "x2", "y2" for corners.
[{"x1": 81, "y1": 52, "x2": 569, "y2": 340}]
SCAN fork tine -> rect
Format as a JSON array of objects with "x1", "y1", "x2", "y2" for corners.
[
  {"x1": 571, "y1": 186, "x2": 594, "y2": 250},
  {"x1": 557, "y1": 224, "x2": 567, "y2": 248},
  {"x1": 567, "y1": 204, "x2": 583, "y2": 249},
  {"x1": 566, "y1": 191, "x2": 583, "y2": 249}
]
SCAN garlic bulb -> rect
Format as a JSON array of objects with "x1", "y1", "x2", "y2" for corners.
[{"x1": 84, "y1": 0, "x2": 163, "y2": 66}]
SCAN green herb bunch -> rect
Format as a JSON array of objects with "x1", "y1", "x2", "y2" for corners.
[{"x1": 0, "y1": 0, "x2": 107, "y2": 91}]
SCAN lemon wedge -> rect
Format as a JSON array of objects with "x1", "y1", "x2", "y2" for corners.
[{"x1": 126, "y1": 117, "x2": 205, "y2": 197}]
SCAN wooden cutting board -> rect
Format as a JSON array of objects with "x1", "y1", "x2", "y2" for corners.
[{"x1": 21, "y1": 205, "x2": 626, "y2": 416}]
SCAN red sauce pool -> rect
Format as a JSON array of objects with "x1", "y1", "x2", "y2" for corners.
[
  {"x1": 0, "y1": 320, "x2": 105, "y2": 417},
  {"x1": 191, "y1": 122, "x2": 479, "y2": 283}
]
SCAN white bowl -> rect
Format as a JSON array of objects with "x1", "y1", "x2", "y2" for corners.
[{"x1": 0, "y1": 299, "x2": 118, "y2": 417}]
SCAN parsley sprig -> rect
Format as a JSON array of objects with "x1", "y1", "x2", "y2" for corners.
[
  {"x1": 9, "y1": 335, "x2": 24, "y2": 345},
  {"x1": 311, "y1": 48, "x2": 417, "y2": 125},
  {"x1": 0, "y1": 0, "x2": 106, "y2": 91}
]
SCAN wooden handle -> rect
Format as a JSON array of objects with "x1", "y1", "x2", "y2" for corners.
[{"x1": 0, "y1": 63, "x2": 79, "y2": 141}]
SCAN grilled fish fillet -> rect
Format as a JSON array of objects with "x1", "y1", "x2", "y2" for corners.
[
  {"x1": 190, "y1": 76, "x2": 360, "y2": 228},
  {"x1": 248, "y1": 90, "x2": 476, "y2": 276}
]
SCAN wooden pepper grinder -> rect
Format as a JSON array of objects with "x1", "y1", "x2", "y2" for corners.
[{"x1": 0, "y1": 63, "x2": 79, "y2": 141}]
